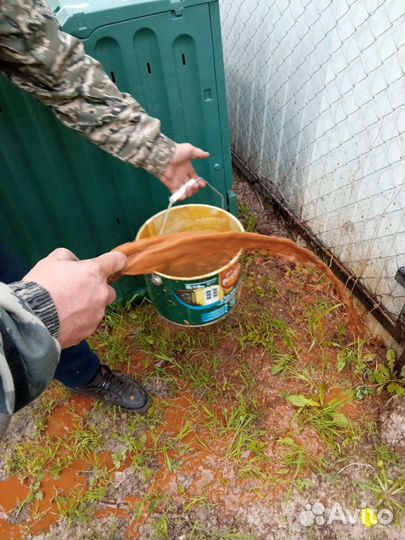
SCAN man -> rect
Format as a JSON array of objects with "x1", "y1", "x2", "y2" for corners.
[{"x1": 0, "y1": 0, "x2": 209, "y2": 436}]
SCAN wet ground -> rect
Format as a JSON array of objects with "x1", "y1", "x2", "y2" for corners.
[{"x1": 0, "y1": 175, "x2": 404, "y2": 539}]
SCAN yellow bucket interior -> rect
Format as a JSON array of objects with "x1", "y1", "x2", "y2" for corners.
[
  {"x1": 136, "y1": 205, "x2": 244, "y2": 279},
  {"x1": 136, "y1": 204, "x2": 244, "y2": 239}
]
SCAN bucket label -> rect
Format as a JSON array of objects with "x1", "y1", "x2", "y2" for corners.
[
  {"x1": 146, "y1": 262, "x2": 242, "y2": 326},
  {"x1": 175, "y1": 263, "x2": 241, "y2": 309},
  {"x1": 176, "y1": 284, "x2": 222, "y2": 307},
  {"x1": 183, "y1": 277, "x2": 217, "y2": 290}
]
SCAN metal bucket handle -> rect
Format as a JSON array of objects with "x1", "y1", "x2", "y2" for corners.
[{"x1": 159, "y1": 178, "x2": 225, "y2": 236}]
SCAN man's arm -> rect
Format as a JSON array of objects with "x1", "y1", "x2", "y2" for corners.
[
  {"x1": 0, "y1": 248, "x2": 127, "y2": 439},
  {"x1": 0, "y1": 0, "x2": 177, "y2": 178},
  {"x1": 0, "y1": 281, "x2": 61, "y2": 438}
]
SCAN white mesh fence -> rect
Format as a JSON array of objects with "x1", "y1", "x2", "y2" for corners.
[{"x1": 221, "y1": 0, "x2": 405, "y2": 319}]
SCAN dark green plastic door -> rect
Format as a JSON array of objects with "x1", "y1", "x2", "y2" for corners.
[{"x1": 83, "y1": 3, "x2": 229, "y2": 208}]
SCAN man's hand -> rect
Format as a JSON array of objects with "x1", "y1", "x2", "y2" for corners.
[
  {"x1": 159, "y1": 143, "x2": 209, "y2": 200},
  {"x1": 22, "y1": 248, "x2": 127, "y2": 349}
]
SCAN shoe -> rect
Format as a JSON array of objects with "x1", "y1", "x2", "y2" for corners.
[{"x1": 70, "y1": 365, "x2": 151, "y2": 413}]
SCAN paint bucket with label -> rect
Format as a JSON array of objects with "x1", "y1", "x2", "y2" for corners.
[{"x1": 136, "y1": 197, "x2": 244, "y2": 326}]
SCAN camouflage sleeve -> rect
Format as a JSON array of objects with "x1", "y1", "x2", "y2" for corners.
[
  {"x1": 0, "y1": 0, "x2": 176, "y2": 178},
  {"x1": 0, "y1": 281, "x2": 61, "y2": 439}
]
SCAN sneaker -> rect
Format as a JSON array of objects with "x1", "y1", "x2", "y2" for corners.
[{"x1": 70, "y1": 365, "x2": 151, "y2": 413}]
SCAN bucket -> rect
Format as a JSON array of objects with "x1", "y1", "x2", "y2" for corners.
[{"x1": 136, "y1": 204, "x2": 245, "y2": 326}]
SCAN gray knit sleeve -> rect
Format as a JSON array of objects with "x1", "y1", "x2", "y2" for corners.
[
  {"x1": 0, "y1": 282, "x2": 61, "y2": 439},
  {"x1": 8, "y1": 281, "x2": 60, "y2": 338}
]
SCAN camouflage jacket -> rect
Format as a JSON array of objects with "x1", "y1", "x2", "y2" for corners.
[
  {"x1": 0, "y1": 0, "x2": 176, "y2": 178},
  {"x1": 0, "y1": 281, "x2": 60, "y2": 439}
]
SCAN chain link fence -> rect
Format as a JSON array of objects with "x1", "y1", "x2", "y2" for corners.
[{"x1": 220, "y1": 0, "x2": 405, "y2": 321}]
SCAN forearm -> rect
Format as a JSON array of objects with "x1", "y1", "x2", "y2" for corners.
[
  {"x1": 0, "y1": 281, "x2": 60, "y2": 438},
  {"x1": 0, "y1": 0, "x2": 176, "y2": 177}
]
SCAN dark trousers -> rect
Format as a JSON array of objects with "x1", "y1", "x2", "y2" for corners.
[{"x1": 0, "y1": 243, "x2": 100, "y2": 387}]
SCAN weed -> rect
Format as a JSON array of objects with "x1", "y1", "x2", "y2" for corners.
[
  {"x1": 238, "y1": 361, "x2": 258, "y2": 392},
  {"x1": 367, "y1": 350, "x2": 405, "y2": 396},
  {"x1": 88, "y1": 303, "x2": 153, "y2": 370},
  {"x1": 306, "y1": 299, "x2": 343, "y2": 349},
  {"x1": 179, "y1": 355, "x2": 221, "y2": 394},
  {"x1": 184, "y1": 495, "x2": 211, "y2": 511},
  {"x1": 354, "y1": 385, "x2": 374, "y2": 401},
  {"x1": 245, "y1": 272, "x2": 279, "y2": 299},
  {"x1": 358, "y1": 460, "x2": 405, "y2": 513},
  {"x1": 151, "y1": 352, "x2": 222, "y2": 398},
  {"x1": 71, "y1": 423, "x2": 102, "y2": 457},
  {"x1": 55, "y1": 465, "x2": 113, "y2": 524},
  {"x1": 271, "y1": 353, "x2": 296, "y2": 376},
  {"x1": 353, "y1": 349, "x2": 405, "y2": 398},
  {"x1": 238, "y1": 202, "x2": 257, "y2": 232},
  {"x1": 13, "y1": 478, "x2": 44, "y2": 518},
  {"x1": 89, "y1": 327, "x2": 130, "y2": 371},
  {"x1": 154, "y1": 512, "x2": 170, "y2": 539},
  {"x1": 278, "y1": 437, "x2": 324, "y2": 478},
  {"x1": 25, "y1": 415, "x2": 96, "y2": 479},
  {"x1": 274, "y1": 436, "x2": 321, "y2": 498},
  {"x1": 238, "y1": 308, "x2": 295, "y2": 354},
  {"x1": 146, "y1": 490, "x2": 167, "y2": 514},
  {"x1": 335, "y1": 338, "x2": 370, "y2": 372},
  {"x1": 287, "y1": 364, "x2": 319, "y2": 392},
  {"x1": 285, "y1": 392, "x2": 355, "y2": 450},
  {"x1": 112, "y1": 447, "x2": 127, "y2": 469},
  {"x1": 375, "y1": 444, "x2": 402, "y2": 467},
  {"x1": 123, "y1": 431, "x2": 156, "y2": 480},
  {"x1": 197, "y1": 393, "x2": 267, "y2": 462},
  {"x1": 7, "y1": 437, "x2": 63, "y2": 479}
]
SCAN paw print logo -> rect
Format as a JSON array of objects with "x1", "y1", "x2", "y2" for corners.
[{"x1": 298, "y1": 502, "x2": 326, "y2": 527}]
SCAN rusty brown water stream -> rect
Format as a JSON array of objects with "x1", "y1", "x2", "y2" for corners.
[{"x1": 115, "y1": 231, "x2": 361, "y2": 333}]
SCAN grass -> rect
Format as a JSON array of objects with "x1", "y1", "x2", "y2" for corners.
[
  {"x1": 285, "y1": 392, "x2": 356, "y2": 451},
  {"x1": 55, "y1": 464, "x2": 113, "y2": 524},
  {"x1": 238, "y1": 202, "x2": 257, "y2": 232},
  {"x1": 278, "y1": 436, "x2": 325, "y2": 478},
  {"x1": 154, "y1": 512, "x2": 170, "y2": 539},
  {"x1": 89, "y1": 308, "x2": 131, "y2": 370},
  {"x1": 276, "y1": 436, "x2": 325, "y2": 497},
  {"x1": 6, "y1": 408, "x2": 109, "y2": 498},
  {"x1": 237, "y1": 306, "x2": 296, "y2": 355},
  {"x1": 357, "y1": 460, "x2": 405, "y2": 513},
  {"x1": 190, "y1": 392, "x2": 268, "y2": 463},
  {"x1": 156, "y1": 353, "x2": 222, "y2": 396},
  {"x1": 71, "y1": 422, "x2": 103, "y2": 456},
  {"x1": 271, "y1": 353, "x2": 296, "y2": 375},
  {"x1": 306, "y1": 298, "x2": 343, "y2": 349},
  {"x1": 375, "y1": 443, "x2": 402, "y2": 467},
  {"x1": 2, "y1": 239, "x2": 404, "y2": 539},
  {"x1": 7, "y1": 436, "x2": 64, "y2": 479},
  {"x1": 335, "y1": 338, "x2": 372, "y2": 373}
]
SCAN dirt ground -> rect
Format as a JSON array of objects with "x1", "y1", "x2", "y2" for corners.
[{"x1": 0, "y1": 174, "x2": 404, "y2": 540}]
